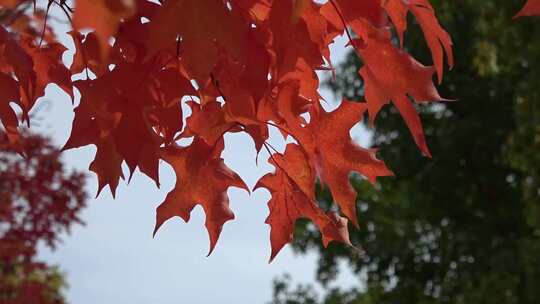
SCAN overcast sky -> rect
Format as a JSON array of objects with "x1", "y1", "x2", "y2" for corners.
[{"x1": 32, "y1": 21, "x2": 368, "y2": 303}]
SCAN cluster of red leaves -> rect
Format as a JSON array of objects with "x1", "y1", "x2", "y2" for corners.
[
  {"x1": 0, "y1": 0, "x2": 456, "y2": 260},
  {"x1": 0, "y1": 132, "x2": 87, "y2": 303},
  {"x1": 0, "y1": 2, "x2": 68, "y2": 145}
]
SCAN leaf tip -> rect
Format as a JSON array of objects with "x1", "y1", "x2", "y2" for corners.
[
  {"x1": 268, "y1": 244, "x2": 285, "y2": 263},
  {"x1": 206, "y1": 241, "x2": 217, "y2": 257},
  {"x1": 152, "y1": 222, "x2": 161, "y2": 239}
]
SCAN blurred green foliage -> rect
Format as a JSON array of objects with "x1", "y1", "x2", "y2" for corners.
[
  {"x1": 271, "y1": 1, "x2": 540, "y2": 303},
  {"x1": 0, "y1": 132, "x2": 87, "y2": 303}
]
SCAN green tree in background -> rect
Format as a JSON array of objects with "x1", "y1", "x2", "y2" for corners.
[
  {"x1": 271, "y1": 1, "x2": 540, "y2": 303},
  {"x1": 0, "y1": 132, "x2": 87, "y2": 303}
]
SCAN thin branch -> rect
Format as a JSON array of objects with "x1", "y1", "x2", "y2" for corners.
[
  {"x1": 329, "y1": 0, "x2": 362, "y2": 54},
  {"x1": 38, "y1": 0, "x2": 54, "y2": 47}
]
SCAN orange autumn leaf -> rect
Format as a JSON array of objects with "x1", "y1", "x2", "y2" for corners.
[
  {"x1": 382, "y1": 0, "x2": 453, "y2": 82},
  {"x1": 154, "y1": 138, "x2": 248, "y2": 255},
  {"x1": 73, "y1": 0, "x2": 136, "y2": 57},
  {"x1": 0, "y1": 72, "x2": 20, "y2": 144},
  {"x1": 256, "y1": 144, "x2": 351, "y2": 261},
  {"x1": 0, "y1": 0, "x2": 19, "y2": 8},
  {"x1": 350, "y1": 19, "x2": 449, "y2": 157}
]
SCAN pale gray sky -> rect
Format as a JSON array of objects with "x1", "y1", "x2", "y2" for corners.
[{"x1": 33, "y1": 22, "x2": 369, "y2": 303}]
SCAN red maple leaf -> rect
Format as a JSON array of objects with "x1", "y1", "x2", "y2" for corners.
[
  {"x1": 154, "y1": 137, "x2": 248, "y2": 254},
  {"x1": 256, "y1": 143, "x2": 351, "y2": 261},
  {"x1": 515, "y1": 0, "x2": 540, "y2": 17}
]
